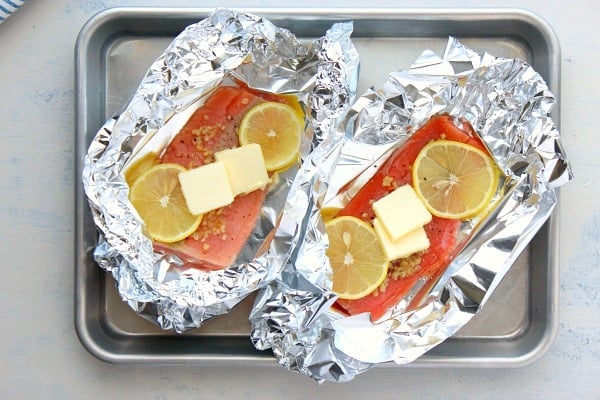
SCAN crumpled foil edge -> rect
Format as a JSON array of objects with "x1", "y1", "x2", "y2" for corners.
[{"x1": 249, "y1": 37, "x2": 573, "y2": 383}]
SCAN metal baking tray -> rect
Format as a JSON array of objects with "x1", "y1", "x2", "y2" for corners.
[{"x1": 74, "y1": 7, "x2": 560, "y2": 366}]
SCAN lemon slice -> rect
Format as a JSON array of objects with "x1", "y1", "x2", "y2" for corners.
[
  {"x1": 280, "y1": 94, "x2": 305, "y2": 120},
  {"x1": 320, "y1": 205, "x2": 342, "y2": 223},
  {"x1": 325, "y1": 216, "x2": 389, "y2": 300},
  {"x1": 412, "y1": 140, "x2": 499, "y2": 220},
  {"x1": 129, "y1": 163, "x2": 203, "y2": 243},
  {"x1": 238, "y1": 101, "x2": 303, "y2": 171},
  {"x1": 124, "y1": 151, "x2": 160, "y2": 186}
]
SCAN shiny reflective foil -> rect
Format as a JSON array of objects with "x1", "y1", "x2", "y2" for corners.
[
  {"x1": 249, "y1": 37, "x2": 572, "y2": 382},
  {"x1": 82, "y1": 9, "x2": 359, "y2": 333}
]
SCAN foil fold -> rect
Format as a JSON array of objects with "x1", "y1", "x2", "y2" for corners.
[
  {"x1": 249, "y1": 37, "x2": 572, "y2": 382},
  {"x1": 82, "y1": 9, "x2": 358, "y2": 333}
]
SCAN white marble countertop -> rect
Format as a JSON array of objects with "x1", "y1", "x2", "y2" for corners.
[{"x1": 1, "y1": 0, "x2": 597, "y2": 398}]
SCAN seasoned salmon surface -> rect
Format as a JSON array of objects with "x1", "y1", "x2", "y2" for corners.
[
  {"x1": 335, "y1": 116, "x2": 486, "y2": 320},
  {"x1": 155, "y1": 86, "x2": 285, "y2": 271}
]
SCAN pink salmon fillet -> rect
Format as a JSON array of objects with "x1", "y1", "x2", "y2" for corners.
[{"x1": 155, "y1": 85, "x2": 286, "y2": 271}]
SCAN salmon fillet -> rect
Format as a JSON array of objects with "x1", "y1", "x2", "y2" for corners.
[
  {"x1": 154, "y1": 85, "x2": 282, "y2": 271},
  {"x1": 335, "y1": 115, "x2": 485, "y2": 320}
]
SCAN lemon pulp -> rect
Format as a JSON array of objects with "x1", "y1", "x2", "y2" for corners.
[
  {"x1": 238, "y1": 101, "x2": 303, "y2": 171},
  {"x1": 325, "y1": 216, "x2": 389, "y2": 300},
  {"x1": 412, "y1": 140, "x2": 498, "y2": 220},
  {"x1": 129, "y1": 163, "x2": 203, "y2": 243}
]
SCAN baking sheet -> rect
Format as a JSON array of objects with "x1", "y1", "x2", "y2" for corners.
[{"x1": 75, "y1": 7, "x2": 560, "y2": 365}]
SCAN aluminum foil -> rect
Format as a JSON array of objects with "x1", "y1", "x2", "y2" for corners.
[
  {"x1": 82, "y1": 8, "x2": 359, "y2": 333},
  {"x1": 249, "y1": 37, "x2": 573, "y2": 382}
]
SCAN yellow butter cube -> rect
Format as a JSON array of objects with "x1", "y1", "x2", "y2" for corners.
[
  {"x1": 214, "y1": 144, "x2": 270, "y2": 195},
  {"x1": 372, "y1": 185, "x2": 432, "y2": 241},
  {"x1": 178, "y1": 161, "x2": 234, "y2": 215},
  {"x1": 373, "y1": 218, "x2": 430, "y2": 261}
]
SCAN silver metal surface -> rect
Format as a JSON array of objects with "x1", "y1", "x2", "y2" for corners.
[{"x1": 75, "y1": 7, "x2": 560, "y2": 366}]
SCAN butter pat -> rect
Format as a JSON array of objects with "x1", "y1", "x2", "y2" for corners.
[
  {"x1": 373, "y1": 218, "x2": 430, "y2": 261},
  {"x1": 372, "y1": 185, "x2": 432, "y2": 241},
  {"x1": 215, "y1": 144, "x2": 270, "y2": 195},
  {"x1": 178, "y1": 161, "x2": 234, "y2": 215}
]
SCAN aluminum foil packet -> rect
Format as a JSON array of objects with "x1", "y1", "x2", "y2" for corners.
[
  {"x1": 82, "y1": 8, "x2": 359, "y2": 333},
  {"x1": 249, "y1": 37, "x2": 573, "y2": 382}
]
